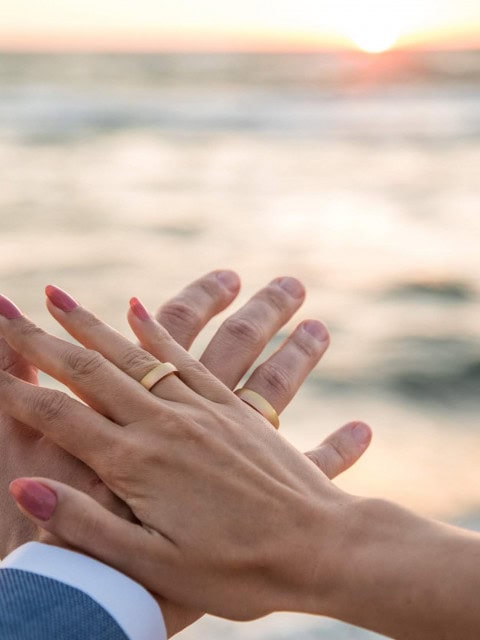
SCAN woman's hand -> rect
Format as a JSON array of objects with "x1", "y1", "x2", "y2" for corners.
[
  {"x1": 0, "y1": 289, "x2": 371, "y2": 622},
  {"x1": 0, "y1": 271, "x2": 320, "y2": 555},
  {"x1": 0, "y1": 271, "x2": 339, "y2": 556}
]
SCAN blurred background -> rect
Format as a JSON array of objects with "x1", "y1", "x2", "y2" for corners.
[{"x1": 1, "y1": 1, "x2": 480, "y2": 638}]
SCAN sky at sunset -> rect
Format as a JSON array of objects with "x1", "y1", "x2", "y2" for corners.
[{"x1": 2, "y1": 0, "x2": 480, "y2": 52}]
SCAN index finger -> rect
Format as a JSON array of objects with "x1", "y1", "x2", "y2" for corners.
[{"x1": 155, "y1": 270, "x2": 241, "y2": 349}]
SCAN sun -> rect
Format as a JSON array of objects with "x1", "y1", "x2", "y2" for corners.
[
  {"x1": 349, "y1": 26, "x2": 400, "y2": 54},
  {"x1": 326, "y1": 1, "x2": 412, "y2": 54}
]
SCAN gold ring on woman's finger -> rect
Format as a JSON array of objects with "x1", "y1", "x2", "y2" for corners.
[{"x1": 140, "y1": 362, "x2": 178, "y2": 391}]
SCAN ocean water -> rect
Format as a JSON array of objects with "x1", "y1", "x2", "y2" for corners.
[{"x1": 1, "y1": 51, "x2": 480, "y2": 639}]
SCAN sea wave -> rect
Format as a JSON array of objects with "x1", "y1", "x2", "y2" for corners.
[
  {"x1": 309, "y1": 333, "x2": 480, "y2": 406},
  {"x1": 1, "y1": 86, "x2": 479, "y2": 142},
  {"x1": 1, "y1": 51, "x2": 479, "y2": 141},
  {"x1": 381, "y1": 279, "x2": 476, "y2": 302}
]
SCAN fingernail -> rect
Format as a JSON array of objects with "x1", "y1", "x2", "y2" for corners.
[
  {"x1": 45, "y1": 285, "x2": 78, "y2": 313},
  {"x1": 216, "y1": 270, "x2": 240, "y2": 293},
  {"x1": 9, "y1": 479, "x2": 57, "y2": 521},
  {"x1": 0, "y1": 295, "x2": 22, "y2": 319},
  {"x1": 275, "y1": 277, "x2": 305, "y2": 299},
  {"x1": 302, "y1": 320, "x2": 329, "y2": 342},
  {"x1": 352, "y1": 422, "x2": 371, "y2": 446},
  {"x1": 130, "y1": 297, "x2": 150, "y2": 321}
]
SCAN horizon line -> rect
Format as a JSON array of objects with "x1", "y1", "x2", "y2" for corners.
[
  {"x1": 1, "y1": 46, "x2": 479, "y2": 54},
  {"x1": 1, "y1": 29, "x2": 479, "y2": 55}
]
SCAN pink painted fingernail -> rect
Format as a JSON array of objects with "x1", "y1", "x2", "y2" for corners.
[
  {"x1": 352, "y1": 422, "x2": 372, "y2": 446},
  {"x1": 45, "y1": 285, "x2": 78, "y2": 313},
  {"x1": 302, "y1": 320, "x2": 329, "y2": 342},
  {"x1": 0, "y1": 295, "x2": 22, "y2": 319},
  {"x1": 9, "y1": 479, "x2": 57, "y2": 521},
  {"x1": 130, "y1": 297, "x2": 150, "y2": 321}
]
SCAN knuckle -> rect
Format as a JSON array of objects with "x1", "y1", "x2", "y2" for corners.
[
  {"x1": 107, "y1": 432, "x2": 164, "y2": 489},
  {"x1": 259, "y1": 286, "x2": 291, "y2": 314},
  {"x1": 166, "y1": 413, "x2": 208, "y2": 445},
  {"x1": 324, "y1": 440, "x2": 348, "y2": 467},
  {"x1": 18, "y1": 321, "x2": 45, "y2": 340},
  {"x1": 159, "y1": 301, "x2": 202, "y2": 334},
  {"x1": 177, "y1": 357, "x2": 213, "y2": 384},
  {"x1": 305, "y1": 448, "x2": 322, "y2": 468},
  {"x1": 196, "y1": 276, "x2": 225, "y2": 302},
  {"x1": 222, "y1": 316, "x2": 264, "y2": 348},
  {"x1": 119, "y1": 345, "x2": 155, "y2": 374},
  {"x1": 78, "y1": 313, "x2": 103, "y2": 330},
  {"x1": 292, "y1": 333, "x2": 320, "y2": 359},
  {"x1": 31, "y1": 389, "x2": 70, "y2": 423},
  {"x1": 254, "y1": 362, "x2": 292, "y2": 398},
  {"x1": 103, "y1": 441, "x2": 134, "y2": 485},
  {"x1": 305, "y1": 448, "x2": 333, "y2": 477},
  {"x1": 65, "y1": 348, "x2": 106, "y2": 380}
]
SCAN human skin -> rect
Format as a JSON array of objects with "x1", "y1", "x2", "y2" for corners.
[
  {"x1": 3, "y1": 295, "x2": 479, "y2": 640},
  {"x1": 0, "y1": 271, "x2": 319, "y2": 554},
  {"x1": 0, "y1": 274, "x2": 371, "y2": 636}
]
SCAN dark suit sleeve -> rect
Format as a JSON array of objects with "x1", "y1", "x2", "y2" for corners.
[{"x1": 0, "y1": 568, "x2": 129, "y2": 640}]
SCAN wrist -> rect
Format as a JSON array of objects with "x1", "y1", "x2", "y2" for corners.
[
  {"x1": 303, "y1": 490, "x2": 368, "y2": 618},
  {"x1": 265, "y1": 485, "x2": 362, "y2": 617},
  {"x1": 283, "y1": 494, "x2": 418, "y2": 620},
  {"x1": 317, "y1": 496, "x2": 421, "y2": 624},
  {"x1": 311, "y1": 496, "x2": 480, "y2": 639}
]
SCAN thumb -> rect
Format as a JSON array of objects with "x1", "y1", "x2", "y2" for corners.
[
  {"x1": 304, "y1": 421, "x2": 372, "y2": 480},
  {"x1": 9, "y1": 477, "x2": 156, "y2": 583}
]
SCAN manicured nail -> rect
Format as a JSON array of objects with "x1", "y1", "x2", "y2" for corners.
[
  {"x1": 45, "y1": 285, "x2": 78, "y2": 313},
  {"x1": 130, "y1": 297, "x2": 150, "y2": 321},
  {"x1": 352, "y1": 422, "x2": 371, "y2": 446},
  {"x1": 9, "y1": 479, "x2": 57, "y2": 521},
  {"x1": 0, "y1": 295, "x2": 22, "y2": 319},
  {"x1": 216, "y1": 270, "x2": 240, "y2": 293},
  {"x1": 275, "y1": 277, "x2": 305, "y2": 299},
  {"x1": 302, "y1": 320, "x2": 329, "y2": 342}
]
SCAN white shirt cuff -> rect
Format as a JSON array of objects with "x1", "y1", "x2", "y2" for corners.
[{"x1": 0, "y1": 542, "x2": 166, "y2": 640}]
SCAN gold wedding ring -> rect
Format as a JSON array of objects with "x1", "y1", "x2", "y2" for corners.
[
  {"x1": 234, "y1": 388, "x2": 280, "y2": 429},
  {"x1": 140, "y1": 362, "x2": 178, "y2": 391}
]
